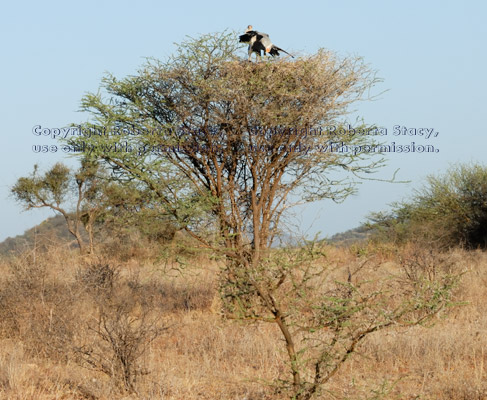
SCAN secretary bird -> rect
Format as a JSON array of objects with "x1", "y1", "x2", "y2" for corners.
[{"x1": 239, "y1": 25, "x2": 294, "y2": 62}]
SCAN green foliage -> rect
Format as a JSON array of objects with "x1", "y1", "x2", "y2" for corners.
[
  {"x1": 11, "y1": 163, "x2": 71, "y2": 208},
  {"x1": 11, "y1": 162, "x2": 107, "y2": 254},
  {"x1": 98, "y1": 182, "x2": 178, "y2": 244},
  {"x1": 367, "y1": 163, "x2": 487, "y2": 248},
  {"x1": 220, "y1": 242, "x2": 459, "y2": 399},
  {"x1": 11, "y1": 162, "x2": 121, "y2": 254}
]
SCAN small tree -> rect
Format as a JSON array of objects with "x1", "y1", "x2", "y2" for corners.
[
  {"x1": 11, "y1": 161, "x2": 109, "y2": 254},
  {"x1": 220, "y1": 241, "x2": 459, "y2": 399},
  {"x1": 367, "y1": 163, "x2": 487, "y2": 248}
]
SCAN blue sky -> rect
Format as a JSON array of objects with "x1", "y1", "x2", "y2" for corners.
[{"x1": 1, "y1": 0, "x2": 486, "y2": 242}]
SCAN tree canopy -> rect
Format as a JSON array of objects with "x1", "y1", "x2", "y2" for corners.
[
  {"x1": 368, "y1": 163, "x2": 487, "y2": 249},
  {"x1": 71, "y1": 31, "x2": 384, "y2": 265}
]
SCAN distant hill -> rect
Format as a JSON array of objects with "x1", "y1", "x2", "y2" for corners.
[
  {"x1": 0, "y1": 215, "x2": 373, "y2": 257},
  {"x1": 326, "y1": 225, "x2": 372, "y2": 247},
  {"x1": 0, "y1": 215, "x2": 78, "y2": 256}
]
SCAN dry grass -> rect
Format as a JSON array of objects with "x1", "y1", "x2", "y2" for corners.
[{"x1": 0, "y1": 243, "x2": 485, "y2": 399}]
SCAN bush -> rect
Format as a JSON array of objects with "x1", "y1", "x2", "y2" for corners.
[
  {"x1": 74, "y1": 297, "x2": 163, "y2": 394},
  {"x1": 76, "y1": 262, "x2": 119, "y2": 292},
  {"x1": 74, "y1": 264, "x2": 167, "y2": 394},
  {"x1": 367, "y1": 163, "x2": 487, "y2": 249},
  {"x1": 219, "y1": 241, "x2": 460, "y2": 400}
]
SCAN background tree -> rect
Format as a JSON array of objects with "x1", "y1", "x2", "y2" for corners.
[
  {"x1": 11, "y1": 161, "x2": 109, "y2": 254},
  {"x1": 367, "y1": 163, "x2": 487, "y2": 249},
  {"x1": 97, "y1": 182, "x2": 177, "y2": 244}
]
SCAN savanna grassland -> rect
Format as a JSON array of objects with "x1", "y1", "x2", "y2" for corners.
[{"x1": 0, "y1": 239, "x2": 485, "y2": 400}]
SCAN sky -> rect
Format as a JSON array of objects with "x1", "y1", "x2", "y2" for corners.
[{"x1": 1, "y1": 0, "x2": 486, "y2": 242}]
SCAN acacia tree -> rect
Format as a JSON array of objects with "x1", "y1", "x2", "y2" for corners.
[
  {"x1": 221, "y1": 241, "x2": 458, "y2": 399},
  {"x1": 11, "y1": 160, "x2": 118, "y2": 254},
  {"x1": 71, "y1": 31, "x2": 384, "y2": 263}
]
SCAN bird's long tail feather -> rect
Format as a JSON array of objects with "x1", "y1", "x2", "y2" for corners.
[{"x1": 274, "y1": 46, "x2": 294, "y2": 58}]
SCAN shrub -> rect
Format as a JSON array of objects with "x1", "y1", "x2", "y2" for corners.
[
  {"x1": 74, "y1": 266, "x2": 166, "y2": 394},
  {"x1": 219, "y1": 241, "x2": 460, "y2": 399},
  {"x1": 367, "y1": 163, "x2": 487, "y2": 249}
]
